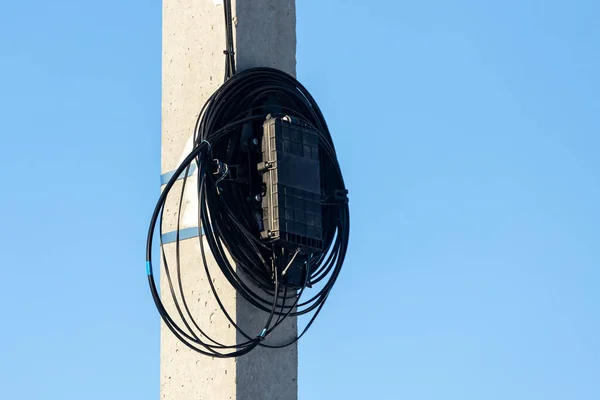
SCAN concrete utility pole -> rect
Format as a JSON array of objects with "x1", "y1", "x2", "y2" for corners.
[{"x1": 161, "y1": 1, "x2": 297, "y2": 399}]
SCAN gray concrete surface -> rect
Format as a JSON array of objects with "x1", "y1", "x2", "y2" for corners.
[{"x1": 161, "y1": 1, "x2": 297, "y2": 398}]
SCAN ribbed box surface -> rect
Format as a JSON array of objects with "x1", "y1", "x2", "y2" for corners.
[{"x1": 260, "y1": 116, "x2": 323, "y2": 251}]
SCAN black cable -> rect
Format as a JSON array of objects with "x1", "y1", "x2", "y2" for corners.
[
  {"x1": 223, "y1": 0, "x2": 236, "y2": 80},
  {"x1": 146, "y1": 5, "x2": 349, "y2": 358}
]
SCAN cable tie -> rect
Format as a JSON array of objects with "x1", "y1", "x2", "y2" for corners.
[
  {"x1": 281, "y1": 248, "x2": 302, "y2": 276},
  {"x1": 259, "y1": 328, "x2": 267, "y2": 340},
  {"x1": 200, "y1": 140, "x2": 213, "y2": 154}
]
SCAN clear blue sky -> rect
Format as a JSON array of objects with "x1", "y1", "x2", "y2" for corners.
[{"x1": 1, "y1": 0, "x2": 598, "y2": 399}]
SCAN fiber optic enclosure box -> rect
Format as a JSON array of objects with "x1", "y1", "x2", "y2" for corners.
[{"x1": 259, "y1": 115, "x2": 323, "y2": 252}]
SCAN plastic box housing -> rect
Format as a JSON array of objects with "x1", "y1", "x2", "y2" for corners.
[{"x1": 259, "y1": 116, "x2": 323, "y2": 252}]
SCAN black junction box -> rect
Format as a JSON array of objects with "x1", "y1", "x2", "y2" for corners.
[{"x1": 259, "y1": 115, "x2": 323, "y2": 253}]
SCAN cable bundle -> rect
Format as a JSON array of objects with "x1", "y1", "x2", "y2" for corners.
[{"x1": 146, "y1": 2, "x2": 349, "y2": 358}]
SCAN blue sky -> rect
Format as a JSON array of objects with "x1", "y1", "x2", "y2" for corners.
[{"x1": 1, "y1": 0, "x2": 599, "y2": 399}]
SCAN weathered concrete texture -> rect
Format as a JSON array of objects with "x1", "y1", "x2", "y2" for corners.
[
  {"x1": 161, "y1": 1, "x2": 297, "y2": 399},
  {"x1": 232, "y1": 0, "x2": 296, "y2": 75}
]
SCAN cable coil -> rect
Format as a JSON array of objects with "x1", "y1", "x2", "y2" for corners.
[{"x1": 146, "y1": 1, "x2": 349, "y2": 358}]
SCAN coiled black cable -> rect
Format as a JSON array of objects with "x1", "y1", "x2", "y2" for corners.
[{"x1": 146, "y1": 2, "x2": 349, "y2": 357}]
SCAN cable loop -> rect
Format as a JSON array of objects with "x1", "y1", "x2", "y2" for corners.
[{"x1": 146, "y1": 66, "x2": 349, "y2": 357}]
